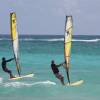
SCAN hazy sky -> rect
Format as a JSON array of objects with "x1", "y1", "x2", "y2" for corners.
[{"x1": 0, "y1": 0, "x2": 100, "y2": 35}]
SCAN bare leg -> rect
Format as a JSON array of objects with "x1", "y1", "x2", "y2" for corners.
[
  {"x1": 60, "y1": 77, "x2": 65, "y2": 85},
  {"x1": 55, "y1": 73, "x2": 65, "y2": 85},
  {"x1": 9, "y1": 73, "x2": 14, "y2": 78},
  {"x1": 7, "y1": 70, "x2": 15, "y2": 78}
]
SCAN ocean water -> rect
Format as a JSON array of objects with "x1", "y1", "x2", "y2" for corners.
[{"x1": 0, "y1": 35, "x2": 100, "y2": 100}]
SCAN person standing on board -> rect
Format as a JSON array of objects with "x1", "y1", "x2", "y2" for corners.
[
  {"x1": 51, "y1": 60, "x2": 65, "y2": 85},
  {"x1": 1, "y1": 57, "x2": 15, "y2": 78}
]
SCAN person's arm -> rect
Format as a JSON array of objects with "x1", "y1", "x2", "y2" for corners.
[
  {"x1": 56, "y1": 62, "x2": 65, "y2": 67},
  {"x1": 6, "y1": 58, "x2": 15, "y2": 62}
]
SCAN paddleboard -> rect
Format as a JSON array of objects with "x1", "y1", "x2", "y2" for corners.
[
  {"x1": 65, "y1": 80, "x2": 84, "y2": 86},
  {"x1": 9, "y1": 73, "x2": 34, "y2": 80}
]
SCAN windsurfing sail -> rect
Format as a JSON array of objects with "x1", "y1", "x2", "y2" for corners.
[
  {"x1": 10, "y1": 12, "x2": 21, "y2": 76},
  {"x1": 64, "y1": 16, "x2": 73, "y2": 84}
]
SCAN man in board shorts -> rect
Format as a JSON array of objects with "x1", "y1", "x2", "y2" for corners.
[
  {"x1": 1, "y1": 57, "x2": 15, "y2": 78},
  {"x1": 51, "y1": 60, "x2": 65, "y2": 85}
]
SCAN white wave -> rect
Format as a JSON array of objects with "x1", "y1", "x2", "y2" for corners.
[
  {"x1": 73, "y1": 39, "x2": 100, "y2": 42},
  {"x1": 4, "y1": 82, "x2": 28, "y2": 88},
  {"x1": 32, "y1": 80, "x2": 56, "y2": 85},
  {"x1": 0, "y1": 38, "x2": 11, "y2": 41},
  {"x1": 1, "y1": 37, "x2": 100, "y2": 42},
  {"x1": 0, "y1": 38, "x2": 64, "y2": 41},
  {"x1": 20, "y1": 38, "x2": 64, "y2": 42},
  {"x1": 20, "y1": 38, "x2": 35, "y2": 41},
  {"x1": 43, "y1": 38, "x2": 100, "y2": 42},
  {"x1": 0, "y1": 39, "x2": 3, "y2": 40},
  {"x1": 0, "y1": 77, "x2": 3, "y2": 84},
  {"x1": 45, "y1": 38, "x2": 64, "y2": 41},
  {"x1": 4, "y1": 80, "x2": 56, "y2": 88}
]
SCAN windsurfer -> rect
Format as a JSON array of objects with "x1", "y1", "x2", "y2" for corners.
[
  {"x1": 1, "y1": 57, "x2": 15, "y2": 78},
  {"x1": 51, "y1": 60, "x2": 65, "y2": 85}
]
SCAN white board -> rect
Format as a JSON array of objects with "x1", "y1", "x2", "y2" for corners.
[
  {"x1": 65, "y1": 80, "x2": 84, "y2": 86},
  {"x1": 9, "y1": 73, "x2": 34, "y2": 80}
]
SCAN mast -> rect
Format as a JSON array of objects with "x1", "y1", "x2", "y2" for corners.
[
  {"x1": 64, "y1": 16, "x2": 73, "y2": 84},
  {"x1": 10, "y1": 12, "x2": 21, "y2": 76}
]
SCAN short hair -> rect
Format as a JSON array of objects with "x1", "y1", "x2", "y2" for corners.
[
  {"x1": 2, "y1": 57, "x2": 5, "y2": 60},
  {"x1": 51, "y1": 60, "x2": 54, "y2": 64}
]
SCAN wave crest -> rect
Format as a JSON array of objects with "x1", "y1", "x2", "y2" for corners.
[
  {"x1": 73, "y1": 38, "x2": 100, "y2": 42},
  {"x1": 0, "y1": 77, "x2": 3, "y2": 84},
  {"x1": 0, "y1": 38, "x2": 100, "y2": 42},
  {"x1": 20, "y1": 38, "x2": 100, "y2": 42}
]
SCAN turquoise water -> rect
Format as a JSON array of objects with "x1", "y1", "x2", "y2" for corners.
[{"x1": 0, "y1": 35, "x2": 100, "y2": 100}]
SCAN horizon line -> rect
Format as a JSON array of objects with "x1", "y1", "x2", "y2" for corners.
[{"x1": 1, "y1": 34, "x2": 100, "y2": 36}]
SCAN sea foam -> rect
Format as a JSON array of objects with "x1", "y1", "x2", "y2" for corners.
[{"x1": 3, "y1": 80, "x2": 56, "y2": 88}]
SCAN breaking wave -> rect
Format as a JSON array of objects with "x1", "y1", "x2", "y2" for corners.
[
  {"x1": 0, "y1": 38, "x2": 100, "y2": 42},
  {"x1": 73, "y1": 38, "x2": 100, "y2": 42},
  {"x1": 0, "y1": 77, "x2": 3, "y2": 84}
]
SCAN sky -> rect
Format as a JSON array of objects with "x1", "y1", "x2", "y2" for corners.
[{"x1": 0, "y1": 0, "x2": 100, "y2": 35}]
